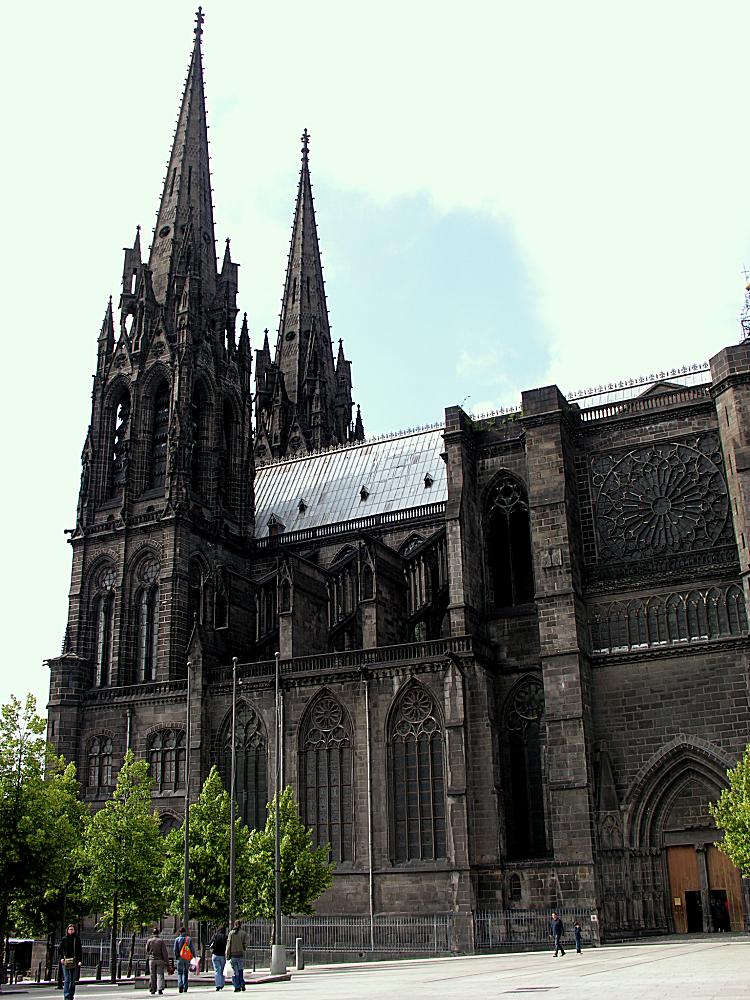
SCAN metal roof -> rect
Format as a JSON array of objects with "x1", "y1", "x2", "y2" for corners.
[{"x1": 254, "y1": 427, "x2": 447, "y2": 538}]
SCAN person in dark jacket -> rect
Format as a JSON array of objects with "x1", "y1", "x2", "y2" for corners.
[
  {"x1": 209, "y1": 926, "x2": 227, "y2": 991},
  {"x1": 146, "y1": 927, "x2": 170, "y2": 994},
  {"x1": 173, "y1": 928, "x2": 195, "y2": 993},
  {"x1": 58, "y1": 924, "x2": 83, "y2": 1000},
  {"x1": 550, "y1": 912, "x2": 565, "y2": 957},
  {"x1": 573, "y1": 921, "x2": 583, "y2": 954}
]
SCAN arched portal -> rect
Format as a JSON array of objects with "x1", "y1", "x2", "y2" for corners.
[{"x1": 622, "y1": 737, "x2": 745, "y2": 934}]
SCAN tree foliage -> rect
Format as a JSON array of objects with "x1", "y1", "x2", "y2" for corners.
[
  {"x1": 162, "y1": 766, "x2": 254, "y2": 922},
  {"x1": 79, "y1": 750, "x2": 167, "y2": 931},
  {"x1": 0, "y1": 696, "x2": 83, "y2": 948},
  {"x1": 709, "y1": 743, "x2": 750, "y2": 877},
  {"x1": 245, "y1": 786, "x2": 334, "y2": 918}
]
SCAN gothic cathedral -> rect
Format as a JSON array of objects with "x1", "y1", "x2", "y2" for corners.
[{"x1": 47, "y1": 11, "x2": 750, "y2": 942}]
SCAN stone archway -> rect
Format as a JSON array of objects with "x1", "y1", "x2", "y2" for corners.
[{"x1": 622, "y1": 736, "x2": 744, "y2": 933}]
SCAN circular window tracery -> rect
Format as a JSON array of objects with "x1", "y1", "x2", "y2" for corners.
[{"x1": 139, "y1": 558, "x2": 161, "y2": 585}]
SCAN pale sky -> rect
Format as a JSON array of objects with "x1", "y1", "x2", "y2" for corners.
[{"x1": 1, "y1": 0, "x2": 748, "y2": 713}]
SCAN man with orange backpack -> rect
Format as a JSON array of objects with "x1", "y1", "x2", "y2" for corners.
[{"x1": 173, "y1": 927, "x2": 195, "y2": 993}]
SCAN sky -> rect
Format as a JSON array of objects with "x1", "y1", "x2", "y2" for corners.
[{"x1": 1, "y1": 0, "x2": 749, "y2": 714}]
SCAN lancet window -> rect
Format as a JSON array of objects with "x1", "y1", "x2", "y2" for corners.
[
  {"x1": 503, "y1": 677, "x2": 548, "y2": 859},
  {"x1": 299, "y1": 692, "x2": 354, "y2": 863},
  {"x1": 485, "y1": 473, "x2": 534, "y2": 607},
  {"x1": 93, "y1": 565, "x2": 116, "y2": 687},
  {"x1": 217, "y1": 702, "x2": 267, "y2": 830},
  {"x1": 109, "y1": 390, "x2": 131, "y2": 499},
  {"x1": 135, "y1": 557, "x2": 160, "y2": 682},
  {"x1": 389, "y1": 684, "x2": 446, "y2": 862},
  {"x1": 149, "y1": 381, "x2": 170, "y2": 490}
]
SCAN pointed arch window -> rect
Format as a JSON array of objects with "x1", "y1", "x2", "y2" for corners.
[
  {"x1": 149, "y1": 381, "x2": 170, "y2": 490},
  {"x1": 503, "y1": 678, "x2": 548, "y2": 859},
  {"x1": 218, "y1": 702, "x2": 267, "y2": 830},
  {"x1": 389, "y1": 684, "x2": 446, "y2": 862},
  {"x1": 299, "y1": 693, "x2": 353, "y2": 863},
  {"x1": 486, "y1": 474, "x2": 534, "y2": 607},
  {"x1": 190, "y1": 382, "x2": 209, "y2": 497},
  {"x1": 220, "y1": 400, "x2": 235, "y2": 509},
  {"x1": 87, "y1": 736, "x2": 113, "y2": 789},
  {"x1": 93, "y1": 565, "x2": 116, "y2": 687},
  {"x1": 135, "y1": 558, "x2": 160, "y2": 682},
  {"x1": 109, "y1": 390, "x2": 131, "y2": 499},
  {"x1": 148, "y1": 728, "x2": 185, "y2": 792},
  {"x1": 187, "y1": 559, "x2": 205, "y2": 627}
]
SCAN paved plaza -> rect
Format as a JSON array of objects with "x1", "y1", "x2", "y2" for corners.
[{"x1": 17, "y1": 937, "x2": 750, "y2": 1000}]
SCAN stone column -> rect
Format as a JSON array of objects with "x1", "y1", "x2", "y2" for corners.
[{"x1": 521, "y1": 386, "x2": 597, "y2": 902}]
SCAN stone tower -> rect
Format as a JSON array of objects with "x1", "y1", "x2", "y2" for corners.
[
  {"x1": 254, "y1": 131, "x2": 364, "y2": 463},
  {"x1": 47, "y1": 10, "x2": 255, "y2": 768}
]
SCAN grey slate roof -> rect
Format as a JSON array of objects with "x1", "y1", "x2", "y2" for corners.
[{"x1": 254, "y1": 427, "x2": 447, "y2": 538}]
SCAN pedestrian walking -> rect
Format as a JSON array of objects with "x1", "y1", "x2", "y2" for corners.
[
  {"x1": 550, "y1": 911, "x2": 565, "y2": 957},
  {"x1": 209, "y1": 926, "x2": 228, "y2": 991},
  {"x1": 225, "y1": 920, "x2": 248, "y2": 992},
  {"x1": 573, "y1": 921, "x2": 582, "y2": 954},
  {"x1": 146, "y1": 927, "x2": 170, "y2": 995},
  {"x1": 58, "y1": 924, "x2": 82, "y2": 1000},
  {"x1": 173, "y1": 927, "x2": 195, "y2": 994}
]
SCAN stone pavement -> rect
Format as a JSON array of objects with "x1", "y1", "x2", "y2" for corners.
[{"x1": 14, "y1": 937, "x2": 750, "y2": 1000}]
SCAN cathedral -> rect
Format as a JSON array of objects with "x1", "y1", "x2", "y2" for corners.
[{"x1": 47, "y1": 11, "x2": 750, "y2": 945}]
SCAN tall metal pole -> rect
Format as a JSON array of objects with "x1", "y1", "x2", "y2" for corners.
[
  {"x1": 270, "y1": 650, "x2": 286, "y2": 975},
  {"x1": 228, "y1": 657, "x2": 238, "y2": 925},
  {"x1": 183, "y1": 660, "x2": 192, "y2": 929},
  {"x1": 274, "y1": 650, "x2": 282, "y2": 947}
]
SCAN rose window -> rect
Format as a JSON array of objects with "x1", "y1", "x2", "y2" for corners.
[{"x1": 594, "y1": 441, "x2": 728, "y2": 560}]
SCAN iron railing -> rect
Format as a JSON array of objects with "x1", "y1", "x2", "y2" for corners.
[{"x1": 473, "y1": 908, "x2": 596, "y2": 951}]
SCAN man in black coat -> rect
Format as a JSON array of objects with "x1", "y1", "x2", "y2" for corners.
[{"x1": 550, "y1": 912, "x2": 565, "y2": 957}]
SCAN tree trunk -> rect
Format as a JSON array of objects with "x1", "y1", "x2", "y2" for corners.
[
  {"x1": 109, "y1": 897, "x2": 118, "y2": 983},
  {"x1": 0, "y1": 900, "x2": 9, "y2": 985}
]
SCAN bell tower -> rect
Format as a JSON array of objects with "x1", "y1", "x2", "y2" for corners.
[{"x1": 48, "y1": 11, "x2": 256, "y2": 765}]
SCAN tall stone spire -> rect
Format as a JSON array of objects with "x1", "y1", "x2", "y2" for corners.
[
  {"x1": 148, "y1": 8, "x2": 217, "y2": 308},
  {"x1": 254, "y1": 131, "x2": 365, "y2": 463},
  {"x1": 276, "y1": 130, "x2": 336, "y2": 420}
]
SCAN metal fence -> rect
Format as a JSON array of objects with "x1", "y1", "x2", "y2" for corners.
[{"x1": 473, "y1": 908, "x2": 596, "y2": 951}]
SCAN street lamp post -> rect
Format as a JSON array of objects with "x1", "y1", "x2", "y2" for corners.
[
  {"x1": 183, "y1": 660, "x2": 192, "y2": 929},
  {"x1": 270, "y1": 650, "x2": 286, "y2": 975},
  {"x1": 228, "y1": 656, "x2": 238, "y2": 926}
]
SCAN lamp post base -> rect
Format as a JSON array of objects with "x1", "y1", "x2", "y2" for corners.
[{"x1": 270, "y1": 944, "x2": 287, "y2": 975}]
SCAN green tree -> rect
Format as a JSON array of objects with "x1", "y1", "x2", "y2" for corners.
[
  {"x1": 162, "y1": 766, "x2": 254, "y2": 923},
  {"x1": 78, "y1": 750, "x2": 166, "y2": 981},
  {"x1": 709, "y1": 743, "x2": 750, "y2": 876},
  {"x1": 0, "y1": 696, "x2": 83, "y2": 974},
  {"x1": 245, "y1": 786, "x2": 334, "y2": 921}
]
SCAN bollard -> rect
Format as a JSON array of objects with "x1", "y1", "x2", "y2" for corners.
[
  {"x1": 56, "y1": 960, "x2": 63, "y2": 989},
  {"x1": 295, "y1": 938, "x2": 304, "y2": 971},
  {"x1": 36, "y1": 962, "x2": 42, "y2": 983},
  {"x1": 252, "y1": 955, "x2": 256, "y2": 973},
  {"x1": 117, "y1": 959, "x2": 122, "y2": 980},
  {"x1": 96, "y1": 962, "x2": 102, "y2": 982}
]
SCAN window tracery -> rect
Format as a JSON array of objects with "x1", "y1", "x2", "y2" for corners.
[
  {"x1": 299, "y1": 693, "x2": 353, "y2": 863},
  {"x1": 592, "y1": 438, "x2": 729, "y2": 561},
  {"x1": 503, "y1": 677, "x2": 548, "y2": 860},
  {"x1": 485, "y1": 473, "x2": 534, "y2": 607},
  {"x1": 136, "y1": 558, "x2": 160, "y2": 682},
  {"x1": 87, "y1": 736, "x2": 113, "y2": 789},
  {"x1": 93, "y1": 565, "x2": 116, "y2": 686},
  {"x1": 389, "y1": 684, "x2": 446, "y2": 862},
  {"x1": 148, "y1": 728, "x2": 185, "y2": 792},
  {"x1": 149, "y1": 381, "x2": 170, "y2": 490},
  {"x1": 218, "y1": 702, "x2": 267, "y2": 830}
]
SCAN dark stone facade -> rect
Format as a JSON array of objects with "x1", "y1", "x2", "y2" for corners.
[{"x1": 47, "y1": 13, "x2": 750, "y2": 943}]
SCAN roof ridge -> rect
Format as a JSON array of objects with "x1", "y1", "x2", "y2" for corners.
[{"x1": 256, "y1": 420, "x2": 446, "y2": 471}]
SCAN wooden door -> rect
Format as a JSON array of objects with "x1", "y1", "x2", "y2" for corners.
[
  {"x1": 666, "y1": 845, "x2": 700, "y2": 933},
  {"x1": 706, "y1": 845, "x2": 744, "y2": 931}
]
